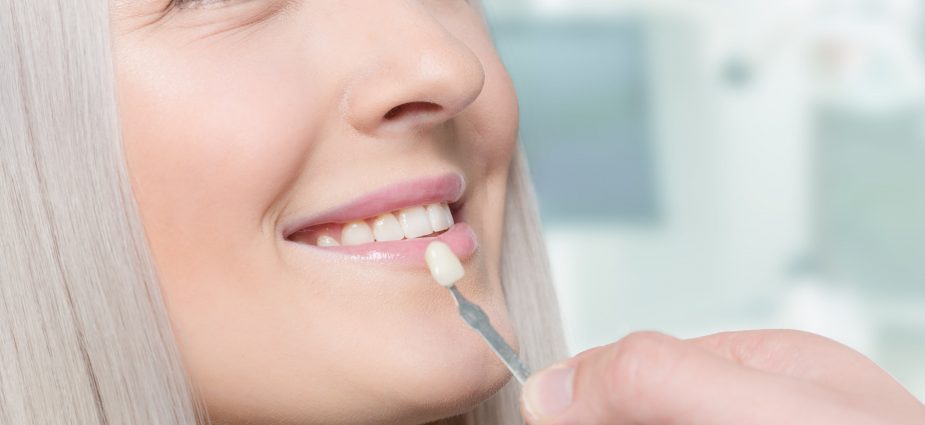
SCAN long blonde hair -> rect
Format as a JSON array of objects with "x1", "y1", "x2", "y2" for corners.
[{"x1": 0, "y1": 1, "x2": 566, "y2": 424}]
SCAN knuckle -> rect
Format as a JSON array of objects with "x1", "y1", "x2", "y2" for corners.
[
  {"x1": 701, "y1": 329, "x2": 849, "y2": 372},
  {"x1": 743, "y1": 329, "x2": 824, "y2": 354},
  {"x1": 722, "y1": 331, "x2": 770, "y2": 364},
  {"x1": 702, "y1": 330, "x2": 789, "y2": 367},
  {"x1": 604, "y1": 332, "x2": 678, "y2": 408}
]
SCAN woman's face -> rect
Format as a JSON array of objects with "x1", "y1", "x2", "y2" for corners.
[{"x1": 110, "y1": 1, "x2": 520, "y2": 424}]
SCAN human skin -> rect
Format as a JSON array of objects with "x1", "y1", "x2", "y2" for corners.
[
  {"x1": 520, "y1": 330, "x2": 925, "y2": 425},
  {"x1": 109, "y1": 1, "x2": 520, "y2": 424}
]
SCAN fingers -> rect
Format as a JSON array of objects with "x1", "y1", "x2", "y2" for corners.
[
  {"x1": 520, "y1": 331, "x2": 845, "y2": 425},
  {"x1": 687, "y1": 329, "x2": 913, "y2": 399},
  {"x1": 687, "y1": 329, "x2": 862, "y2": 374}
]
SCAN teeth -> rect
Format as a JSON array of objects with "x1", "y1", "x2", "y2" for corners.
[
  {"x1": 306, "y1": 202, "x2": 457, "y2": 246},
  {"x1": 341, "y1": 221, "x2": 374, "y2": 246},
  {"x1": 425, "y1": 203, "x2": 453, "y2": 232},
  {"x1": 372, "y1": 213, "x2": 404, "y2": 242},
  {"x1": 316, "y1": 235, "x2": 340, "y2": 247},
  {"x1": 397, "y1": 206, "x2": 432, "y2": 239}
]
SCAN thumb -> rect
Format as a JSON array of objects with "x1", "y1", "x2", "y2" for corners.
[{"x1": 519, "y1": 331, "x2": 837, "y2": 425}]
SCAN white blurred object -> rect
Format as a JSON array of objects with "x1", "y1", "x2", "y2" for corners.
[
  {"x1": 809, "y1": 1, "x2": 925, "y2": 114},
  {"x1": 775, "y1": 276, "x2": 875, "y2": 356},
  {"x1": 633, "y1": 0, "x2": 925, "y2": 113}
]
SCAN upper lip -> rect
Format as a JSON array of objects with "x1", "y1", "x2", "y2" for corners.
[{"x1": 281, "y1": 172, "x2": 466, "y2": 239}]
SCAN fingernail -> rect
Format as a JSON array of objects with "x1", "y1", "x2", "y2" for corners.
[{"x1": 522, "y1": 364, "x2": 575, "y2": 421}]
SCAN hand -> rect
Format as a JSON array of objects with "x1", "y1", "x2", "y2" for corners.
[{"x1": 520, "y1": 330, "x2": 925, "y2": 425}]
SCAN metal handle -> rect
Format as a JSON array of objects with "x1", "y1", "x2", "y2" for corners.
[{"x1": 449, "y1": 286, "x2": 531, "y2": 385}]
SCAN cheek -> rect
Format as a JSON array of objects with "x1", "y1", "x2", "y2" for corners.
[
  {"x1": 452, "y1": 19, "x2": 520, "y2": 176},
  {"x1": 112, "y1": 44, "x2": 334, "y2": 372},
  {"x1": 114, "y1": 45, "x2": 325, "y2": 262},
  {"x1": 474, "y1": 79, "x2": 517, "y2": 209},
  {"x1": 473, "y1": 66, "x2": 519, "y2": 172}
]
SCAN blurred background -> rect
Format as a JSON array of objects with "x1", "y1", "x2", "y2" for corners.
[{"x1": 481, "y1": 0, "x2": 925, "y2": 399}]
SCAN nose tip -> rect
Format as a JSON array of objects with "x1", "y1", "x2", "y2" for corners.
[{"x1": 343, "y1": 36, "x2": 487, "y2": 137}]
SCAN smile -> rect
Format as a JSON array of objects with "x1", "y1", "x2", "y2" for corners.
[
  {"x1": 282, "y1": 173, "x2": 478, "y2": 265},
  {"x1": 288, "y1": 201, "x2": 456, "y2": 246}
]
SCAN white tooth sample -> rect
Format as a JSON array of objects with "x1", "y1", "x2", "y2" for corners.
[
  {"x1": 341, "y1": 221, "x2": 374, "y2": 246},
  {"x1": 425, "y1": 241, "x2": 465, "y2": 287},
  {"x1": 372, "y1": 213, "x2": 404, "y2": 242},
  {"x1": 397, "y1": 206, "x2": 432, "y2": 239},
  {"x1": 425, "y1": 202, "x2": 453, "y2": 232},
  {"x1": 316, "y1": 235, "x2": 340, "y2": 247}
]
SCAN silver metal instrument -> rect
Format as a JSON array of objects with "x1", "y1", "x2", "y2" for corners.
[{"x1": 447, "y1": 286, "x2": 531, "y2": 385}]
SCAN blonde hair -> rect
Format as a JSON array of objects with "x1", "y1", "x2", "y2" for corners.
[{"x1": 0, "y1": 1, "x2": 566, "y2": 424}]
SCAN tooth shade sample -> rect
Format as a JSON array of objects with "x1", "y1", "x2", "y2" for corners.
[
  {"x1": 341, "y1": 221, "x2": 374, "y2": 246},
  {"x1": 372, "y1": 213, "x2": 404, "y2": 241},
  {"x1": 316, "y1": 235, "x2": 340, "y2": 247},
  {"x1": 425, "y1": 203, "x2": 453, "y2": 232},
  {"x1": 398, "y1": 206, "x2": 431, "y2": 239},
  {"x1": 425, "y1": 241, "x2": 465, "y2": 287}
]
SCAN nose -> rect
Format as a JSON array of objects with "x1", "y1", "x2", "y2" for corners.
[{"x1": 340, "y1": 3, "x2": 486, "y2": 137}]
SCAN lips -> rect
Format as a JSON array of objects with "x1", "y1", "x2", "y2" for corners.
[{"x1": 281, "y1": 172, "x2": 478, "y2": 265}]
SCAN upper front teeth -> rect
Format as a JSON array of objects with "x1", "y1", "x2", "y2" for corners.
[
  {"x1": 398, "y1": 206, "x2": 432, "y2": 239},
  {"x1": 425, "y1": 203, "x2": 453, "y2": 232},
  {"x1": 311, "y1": 202, "x2": 454, "y2": 247}
]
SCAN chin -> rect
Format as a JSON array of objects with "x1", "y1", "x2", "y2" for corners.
[
  {"x1": 367, "y1": 297, "x2": 518, "y2": 425},
  {"x1": 389, "y1": 337, "x2": 514, "y2": 424}
]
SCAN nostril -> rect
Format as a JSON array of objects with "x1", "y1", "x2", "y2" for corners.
[{"x1": 383, "y1": 101, "x2": 442, "y2": 120}]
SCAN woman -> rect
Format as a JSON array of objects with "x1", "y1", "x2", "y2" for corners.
[
  {"x1": 2, "y1": 1, "x2": 922, "y2": 424},
  {"x1": 3, "y1": 0, "x2": 564, "y2": 423}
]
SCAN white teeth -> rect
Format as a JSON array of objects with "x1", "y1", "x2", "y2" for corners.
[
  {"x1": 397, "y1": 206, "x2": 432, "y2": 239},
  {"x1": 308, "y1": 202, "x2": 457, "y2": 246},
  {"x1": 372, "y1": 213, "x2": 403, "y2": 242},
  {"x1": 316, "y1": 235, "x2": 340, "y2": 247},
  {"x1": 425, "y1": 202, "x2": 453, "y2": 232},
  {"x1": 341, "y1": 221, "x2": 374, "y2": 246}
]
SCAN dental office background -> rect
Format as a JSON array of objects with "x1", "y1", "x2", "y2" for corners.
[{"x1": 482, "y1": 0, "x2": 925, "y2": 400}]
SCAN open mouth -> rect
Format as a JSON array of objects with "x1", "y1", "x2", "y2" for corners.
[
  {"x1": 286, "y1": 201, "x2": 463, "y2": 247},
  {"x1": 279, "y1": 173, "x2": 478, "y2": 265}
]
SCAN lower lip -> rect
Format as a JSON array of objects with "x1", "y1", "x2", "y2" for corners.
[{"x1": 286, "y1": 222, "x2": 478, "y2": 266}]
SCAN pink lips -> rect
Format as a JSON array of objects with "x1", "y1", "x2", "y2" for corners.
[{"x1": 281, "y1": 173, "x2": 478, "y2": 266}]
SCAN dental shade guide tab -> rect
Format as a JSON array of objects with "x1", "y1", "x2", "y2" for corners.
[
  {"x1": 424, "y1": 240, "x2": 465, "y2": 287},
  {"x1": 424, "y1": 241, "x2": 532, "y2": 385}
]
